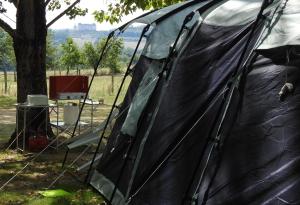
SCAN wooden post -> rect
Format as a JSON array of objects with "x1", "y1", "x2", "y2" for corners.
[{"x1": 4, "y1": 69, "x2": 7, "y2": 94}]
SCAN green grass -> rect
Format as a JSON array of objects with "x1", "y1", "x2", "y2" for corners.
[
  {"x1": 0, "y1": 96, "x2": 16, "y2": 109},
  {"x1": 0, "y1": 188, "x2": 104, "y2": 205},
  {"x1": 0, "y1": 71, "x2": 130, "y2": 107},
  {"x1": 0, "y1": 149, "x2": 105, "y2": 205},
  {"x1": 0, "y1": 124, "x2": 14, "y2": 143}
]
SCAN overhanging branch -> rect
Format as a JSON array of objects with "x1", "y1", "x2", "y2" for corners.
[
  {"x1": 45, "y1": 0, "x2": 51, "y2": 7},
  {"x1": 8, "y1": 0, "x2": 18, "y2": 8},
  {"x1": 0, "y1": 17, "x2": 15, "y2": 38},
  {"x1": 46, "y1": 0, "x2": 80, "y2": 28}
]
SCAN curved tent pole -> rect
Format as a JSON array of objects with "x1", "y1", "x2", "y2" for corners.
[
  {"x1": 155, "y1": 0, "x2": 207, "y2": 25},
  {"x1": 62, "y1": 0, "x2": 208, "y2": 169},
  {"x1": 120, "y1": 11, "x2": 200, "y2": 205},
  {"x1": 62, "y1": 30, "x2": 116, "y2": 168},
  {"x1": 84, "y1": 24, "x2": 151, "y2": 183},
  {"x1": 120, "y1": 0, "x2": 227, "y2": 204},
  {"x1": 117, "y1": 0, "x2": 205, "y2": 32},
  {"x1": 184, "y1": 0, "x2": 276, "y2": 204}
]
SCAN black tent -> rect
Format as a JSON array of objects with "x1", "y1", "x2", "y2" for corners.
[{"x1": 86, "y1": 0, "x2": 300, "y2": 204}]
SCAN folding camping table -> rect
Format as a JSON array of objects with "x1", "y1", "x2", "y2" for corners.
[{"x1": 15, "y1": 103, "x2": 57, "y2": 152}]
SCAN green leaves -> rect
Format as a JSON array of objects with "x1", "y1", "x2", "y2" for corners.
[
  {"x1": 66, "y1": 6, "x2": 88, "y2": 19},
  {"x1": 82, "y1": 42, "x2": 98, "y2": 69},
  {"x1": 0, "y1": 1, "x2": 6, "y2": 13},
  {"x1": 60, "y1": 37, "x2": 82, "y2": 70},
  {"x1": 96, "y1": 37, "x2": 124, "y2": 73},
  {"x1": 48, "y1": 0, "x2": 62, "y2": 11},
  {"x1": 94, "y1": 0, "x2": 183, "y2": 24},
  {"x1": 0, "y1": 28, "x2": 15, "y2": 70},
  {"x1": 46, "y1": 30, "x2": 59, "y2": 70},
  {"x1": 47, "y1": 0, "x2": 88, "y2": 20},
  {"x1": 39, "y1": 189, "x2": 72, "y2": 198}
]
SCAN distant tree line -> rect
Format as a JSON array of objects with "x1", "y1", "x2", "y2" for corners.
[
  {"x1": 1, "y1": 28, "x2": 137, "y2": 76},
  {"x1": 0, "y1": 28, "x2": 15, "y2": 94},
  {"x1": 51, "y1": 26, "x2": 142, "y2": 45},
  {"x1": 0, "y1": 28, "x2": 15, "y2": 71},
  {"x1": 46, "y1": 31, "x2": 135, "y2": 75}
]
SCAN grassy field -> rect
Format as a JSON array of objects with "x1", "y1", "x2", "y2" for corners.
[
  {"x1": 0, "y1": 69, "x2": 130, "y2": 105},
  {"x1": 0, "y1": 69, "x2": 131, "y2": 205}
]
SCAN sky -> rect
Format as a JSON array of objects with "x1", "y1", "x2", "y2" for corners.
[{"x1": 0, "y1": 0, "x2": 144, "y2": 30}]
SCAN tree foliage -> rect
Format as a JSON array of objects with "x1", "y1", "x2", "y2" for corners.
[
  {"x1": 60, "y1": 37, "x2": 82, "y2": 74},
  {"x1": 93, "y1": 0, "x2": 183, "y2": 23},
  {"x1": 97, "y1": 38, "x2": 124, "y2": 73},
  {"x1": 82, "y1": 42, "x2": 98, "y2": 69},
  {"x1": 81, "y1": 38, "x2": 124, "y2": 73},
  {"x1": 46, "y1": 30, "x2": 59, "y2": 70},
  {"x1": 0, "y1": 28, "x2": 15, "y2": 70},
  {"x1": 47, "y1": 0, "x2": 88, "y2": 19}
]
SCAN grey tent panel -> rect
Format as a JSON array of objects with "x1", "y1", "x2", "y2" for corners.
[
  {"x1": 257, "y1": 0, "x2": 300, "y2": 50},
  {"x1": 121, "y1": 60, "x2": 163, "y2": 136},
  {"x1": 203, "y1": 0, "x2": 281, "y2": 26},
  {"x1": 90, "y1": 171, "x2": 126, "y2": 205},
  {"x1": 142, "y1": 2, "x2": 206, "y2": 59}
]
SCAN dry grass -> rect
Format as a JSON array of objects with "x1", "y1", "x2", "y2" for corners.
[{"x1": 0, "y1": 70, "x2": 131, "y2": 106}]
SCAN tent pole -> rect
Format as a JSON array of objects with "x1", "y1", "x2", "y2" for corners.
[
  {"x1": 84, "y1": 24, "x2": 150, "y2": 184},
  {"x1": 186, "y1": 1, "x2": 275, "y2": 203},
  {"x1": 62, "y1": 31, "x2": 116, "y2": 168},
  {"x1": 118, "y1": 12, "x2": 199, "y2": 204},
  {"x1": 123, "y1": 0, "x2": 226, "y2": 201}
]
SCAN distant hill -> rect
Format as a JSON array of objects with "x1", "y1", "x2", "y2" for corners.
[{"x1": 51, "y1": 26, "x2": 144, "y2": 49}]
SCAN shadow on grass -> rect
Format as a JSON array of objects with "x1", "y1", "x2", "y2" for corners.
[
  {"x1": 0, "y1": 96, "x2": 16, "y2": 109},
  {"x1": 0, "y1": 145, "x2": 104, "y2": 205},
  {"x1": 0, "y1": 187, "x2": 104, "y2": 205},
  {"x1": 0, "y1": 123, "x2": 15, "y2": 145}
]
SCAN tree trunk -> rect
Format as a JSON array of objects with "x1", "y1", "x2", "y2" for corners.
[
  {"x1": 111, "y1": 74, "x2": 114, "y2": 94},
  {"x1": 3, "y1": 69, "x2": 7, "y2": 94},
  {"x1": 9, "y1": 0, "x2": 53, "y2": 148},
  {"x1": 14, "y1": 70, "x2": 17, "y2": 82}
]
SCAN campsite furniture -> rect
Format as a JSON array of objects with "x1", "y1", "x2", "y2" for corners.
[
  {"x1": 27, "y1": 95, "x2": 48, "y2": 106},
  {"x1": 63, "y1": 103, "x2": 80, "y2": 125},
  {"x1": 15, "y1": 103, "x2": 57, "y2": 152},
  {"x1": 60, "y1": 107, "x2": 119, "y2": 175},
  {"x1": 49, "y1": 76, "x2": 88, "y2": 100},
  {"x1": 49, "y1": 75, "x2": 96, "y2": 142},
  {"x1": 79, "y1": 99, "x2": 101, "y2": 129}
]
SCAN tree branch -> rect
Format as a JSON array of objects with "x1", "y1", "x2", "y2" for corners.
[
  {"x1": 45, "y1": 0, "x2": 51, "y2": 7},
  {"x1": 0, "y1": 17, "x2": 15, "y2": 38},
  {"x1": 46, "y1": 0, "x2": 80, "y2": 28},
  {"x1": 8, "y1": 0, "x2": 18, "y2": 8}
]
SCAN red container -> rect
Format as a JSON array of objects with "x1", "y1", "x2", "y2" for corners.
[
  {"x1": 28, "y1": 135, "x2": 49, "y2": 152},
  {"x1": 49, "y1": 76, "x2": 89, "y2": 100}
]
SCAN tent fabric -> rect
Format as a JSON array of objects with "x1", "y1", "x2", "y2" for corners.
[
  {"x1": 202, "y1": 0, "x2": 281, "y2": 26},
  {"x1": 204, "y1": 55, "x2": 300, "y2": 205},
  {"x1": 142, "y1": 2, "x2": 206, "y2": 59},
  {"x1": 257, "y1": 0, "x2": 300, "y2": 50},
  {"x1": 133, "y1": 0, "x2": 199, "y2": 25},
  {"x1": 121, "y1": 59, "x2": 163, "y2": 136},
  {"x1": 89, "y1": 0, "x2": 300, "y2": 204},
  {"x1": 91, "y1": 19, "x2": 264, "y2": 205}
]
